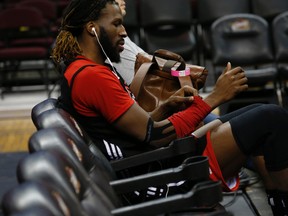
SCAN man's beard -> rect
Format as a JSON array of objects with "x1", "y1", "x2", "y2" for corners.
[{"x1": 99, "y1": 26, "x2": 121, "y2": 63}]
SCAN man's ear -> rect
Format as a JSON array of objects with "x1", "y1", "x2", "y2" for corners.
[{"x1": 86, "y1": 22, "x2": 98, "y2": 36}]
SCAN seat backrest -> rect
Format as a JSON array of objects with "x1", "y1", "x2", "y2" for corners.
[
  {"x1": 17, "y1": 0, "x2": 57, "y2": 21},
  {"x1": 29, "y1": 127, "x2": 115, "y2": 179},
  {"x1": 0, "y1": 7, "x2": 47, "y2": 43},
  {"x1": 0, "y1": 7, "x2": 45, "y2": 29},
  {"x1": 138, "y1": 0, "x2": 196, "y2": 60},
  {"x1": 251, "y1": 0, "x2": 288, "y2": 21},
  {"x1": 35, "y1": 108, "x2": 112, "y2": 169},
  {"x1": 1, "y1": 181, "x2": 79, "y2": 216},
  {"x1": 196, "y1": 0, "x2": 251, "y2": 25},
  {"x1": 211, "y1": 13, "x2": 274, "y2": 66},
  {"x1": 3, "y1": 0, "x2": 27, "y2": 7},
  {"x1": 17, "y1": 151, "x2": 115, "y2": 216},
  {"x1": 272, "y1": 11, "x2": 288, "y2": 62},
  {"x1": 35, "y1": 108, "x2": 91, "y2": 146},
  {"x1": 28, "y1": 127, "x2": 120, "y2": 206},
  {"x1": 123, "y1": 0, "x2": 139, "y2": 27},
  {"x1": 123, "y1": 0, "x2": 141, "y2": 45},
  {"x1": 196, "y1": 0, "x2": 251, "y2": 62},
  {"x1": 139, "y1": 0, "x2": 193, "y2": 27},
  {"x1": 31, "y1": 98, "x2": 58, "y2": 128}
]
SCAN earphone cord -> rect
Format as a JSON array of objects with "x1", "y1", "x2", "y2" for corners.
[{"x1": 93, "y1": 28, "x2": 120, "y2": 79}]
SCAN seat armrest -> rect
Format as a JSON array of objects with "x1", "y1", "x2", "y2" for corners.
[
  {"x1": 110, "y1": 136, "x2": 197, "y2": 171},
  {"x1": 111, "y1": 181, "x2": 222, "y2": 216},
  {"x1": 111, "y1": 156, "x2": 209, "y2": 194}
]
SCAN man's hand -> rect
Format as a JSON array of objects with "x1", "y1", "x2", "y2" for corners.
[
  {"x1": 150, "y1": 85, "x2": 198, "y2": 120},
  {"x1": 165, "y1": 85, "x2": 198, "y2": 110},
  {"x1": 204, "y1": 62, "x2": 248, "y2": 109}
]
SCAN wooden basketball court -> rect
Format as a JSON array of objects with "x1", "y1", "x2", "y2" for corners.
[{"x1": 0, "y1": 117, "x2": 35, "y2": 152}]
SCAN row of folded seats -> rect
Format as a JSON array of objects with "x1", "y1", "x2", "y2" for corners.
[
  {"x1": 0, "y1": 0, "x2": 65, "y2": 97},
  {"x1": 1, "y1": 98, "x2": 233, "y2": 215},
  {"x1": 121, "y1": 0, "x2": 288, "y2": 62},
  {"x1": 1, "y1": 0, "x2": 288, "y2": 62},
  {"x1": 1, "y1": 0, "x2": 288, "y2": 113}
]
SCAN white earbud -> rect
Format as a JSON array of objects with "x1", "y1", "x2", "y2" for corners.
[{"x1": 92, "y1": 27, "x2": 97, "y2": 36}]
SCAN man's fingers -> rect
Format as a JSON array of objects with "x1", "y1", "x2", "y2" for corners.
[
  {"x1": 229, "y1": 66, "x2": 244, "y2": 75},
  {"x1": 226, "y1": 67, "x2": 246, "y2": 84},
  {"x1": 237, "y1": 84, "x2": 249, "y2": 93},
  {"x1": 183, "y1": 85, "x2": 198, "y2": 96},
  {"x1": 223, "y1": 62, "x2": 232, "y2": 74},
  {"x1": 173, "y1": 95, "x2": 194, "y2": 104},
  {"x1": 227, "y1": 62, "x2": 232, "y2": 71},
  {"x1": 232, "y1": 70, "x2": 246, "y2": 81},
  {"x1": 237, "y1": 76, "x2": 248, "y2": 85}
]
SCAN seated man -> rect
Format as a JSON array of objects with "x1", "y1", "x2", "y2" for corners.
[{"x1": 51, "y1": 1, "x2": 288, "y2": 215}]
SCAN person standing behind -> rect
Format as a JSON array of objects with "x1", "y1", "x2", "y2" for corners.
[{"x1": 112, "y1": 0, "x2": 146, "y2": 85}]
